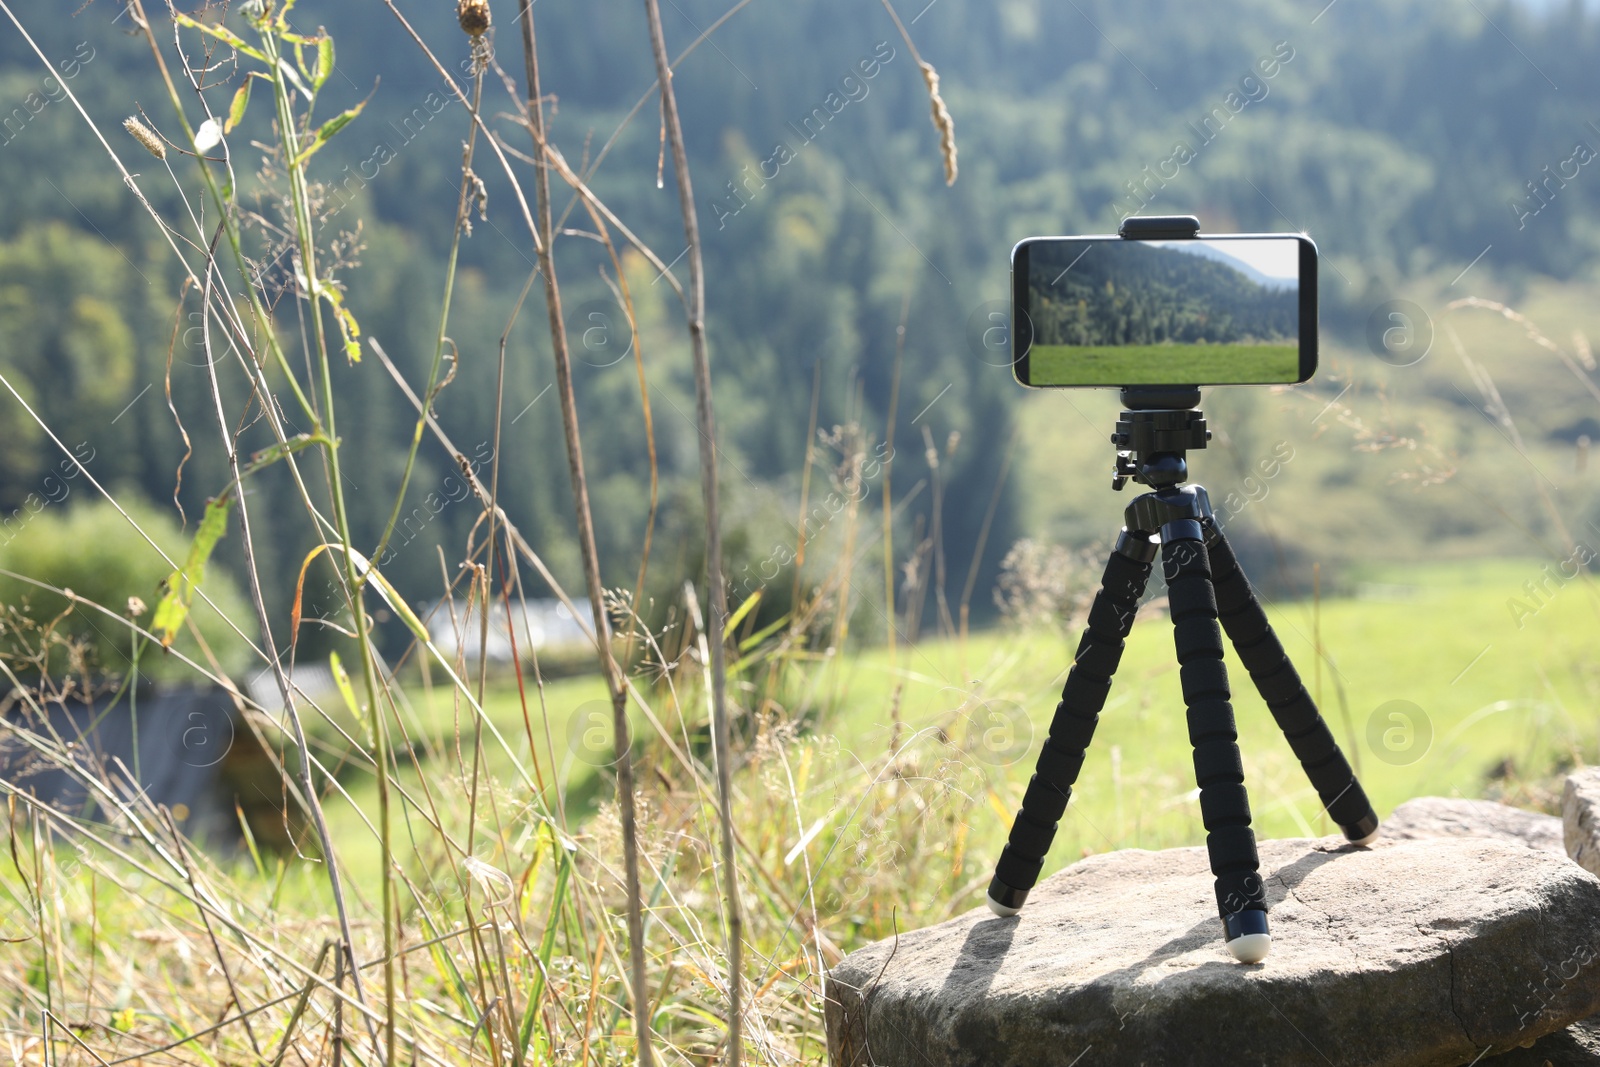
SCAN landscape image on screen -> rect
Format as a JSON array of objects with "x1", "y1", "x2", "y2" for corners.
[{"x1": 1024, "y1": 238, "x2": 1301, "y2": 385}]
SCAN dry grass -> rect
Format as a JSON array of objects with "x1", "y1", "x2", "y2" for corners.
[{"x1": 0, "y1": 2, "x2": 970, "y2": 1064}]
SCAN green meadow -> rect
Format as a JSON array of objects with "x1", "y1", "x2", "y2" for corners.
[
  {"x1": 1029, "y1": 342, "x2": 1300, "y2": 385},
  {"x1": 310, "y1": 556, "x2": 1598, "y2": 928}
]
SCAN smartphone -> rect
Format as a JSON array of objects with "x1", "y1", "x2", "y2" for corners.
[{"x1": 1011, "y1": 233, "x2": 1318, "y2": 388}]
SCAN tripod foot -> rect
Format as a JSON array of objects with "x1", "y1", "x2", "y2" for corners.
[
  {"x1": 1227, "y1": 933, "x2": 1272, "y2": 964},
  {"x1": 1343, "y1": 809, "x2": 1381, "y2": 846},
  {"x1": 986, "y1": 896, "x2": 1021, "y2": 918},
  {"x1": 986, "y1": 878, "x2": 1028, "y2": 917},
  {"x1": 1223, "y1": 909, "x2": 1271, "y2": 963}
]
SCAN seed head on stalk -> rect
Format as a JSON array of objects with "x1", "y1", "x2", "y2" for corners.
[
  {"x1": 123, "y1": 116, "x2": 166, "y2": 160},
  {"x1": 457, "y1": 0, "x2": 490, "y2": 37}
]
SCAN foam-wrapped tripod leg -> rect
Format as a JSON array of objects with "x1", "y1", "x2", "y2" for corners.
[
  {"x1": 1206, "y1": 525, "x2": 1380, "y2": 846},
  {"x1": 1163, "y1": 524, "x2": 1270, "y2": 961},
  {"x1": 986, "y1": 532, "x2": 1154, "y2": 916}
]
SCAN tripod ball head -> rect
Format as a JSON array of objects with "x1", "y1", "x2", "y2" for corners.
[
  {"x1": 1112, "y1": 451, "x2": 1189, "y2": 491},
  {"x1": 1109, "y1": 403, "x2": 1209, "y2": 490}
]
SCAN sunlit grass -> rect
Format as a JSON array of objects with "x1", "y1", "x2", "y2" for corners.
[
  {"x1": 314, "y1": 556, "x2": 1599, "y2": 936},
  {"x1": 5, "y1": 558, "x2": 1595, "y2": 1065}
]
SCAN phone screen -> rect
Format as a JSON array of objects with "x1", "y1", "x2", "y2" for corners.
[{"x1": 1012, "y1": 234, "x2": 1317, "y2": 387}]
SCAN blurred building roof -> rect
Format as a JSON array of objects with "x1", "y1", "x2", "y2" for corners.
[{"x1": 423, "y1": 597, "x2": 591, "y2": 662}]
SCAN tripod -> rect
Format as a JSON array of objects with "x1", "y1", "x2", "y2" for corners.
[{"x1": 986, "y1": 386, "x2": 1380, "y2": 963}]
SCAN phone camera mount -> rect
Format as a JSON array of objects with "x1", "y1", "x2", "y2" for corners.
[{"x1": 1111, "y1": 392, "x2": 1211, "y2": 491}]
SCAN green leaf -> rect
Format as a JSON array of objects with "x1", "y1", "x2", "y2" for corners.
[
  {"x1": 336, "y1": 306, "x2": 361, "y2": 362},
  {"x1": 294, "y1": 40, "x2": 314, "y2": 90},
  {"x1": 277, "y1": 56, "x2": 311, "y2": 100},
  {"x1": 738, "y1": 611, "x2": 789, "y2": 653},
  {"x1": 360, "y1": 557, "x2": 430, "y2": 645},
  {"x1": 224, "y1": 79, "x2": 251, "y2": 134},
  {"x1": 321, "y1": 286, "x2": 363, "y2": 363},
  {"x1": 240, "y1": 431, "x2": 327, "y2": 480},
  {"x1": 329, "y1": 651, "x2": 372, "y2": 745},
  {"x1": 172, "y1": 12, "x2": 266, "y2": 62},
  {"x1": 150, "y1": 497, "x2": 233, "y2": 649},
  {"x1": 516, "y1": 839, "x2": 572, "y2": 1060},
  {"x1": 292, "y1": 99, "x2": 364, "y2": 166},
  {"x1": 314, "y1": 35, "x2": 335, "y2": 93},
  {"x1": 724, "y1": 587, "x2": 762, "y2": 638}
]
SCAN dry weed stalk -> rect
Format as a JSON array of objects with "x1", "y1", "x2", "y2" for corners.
[
  {"x1": 640, "y1": 1, "x2": 744, "y2": 1063},
  {"x1": 516, "y1": 4, "x2": 655, "y2": 1064}
]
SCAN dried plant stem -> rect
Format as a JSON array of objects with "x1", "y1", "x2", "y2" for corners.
[
  {"x1": 374, "y1": 67, "x2": 486, "y2": 568},
  {"x1": 367, "y1": 340, "x2": 592, "y2": 640},
  {"x1": 792, "y1": 360, "x2": 823, "y2": 623},
  {"x1": 552, "y1": 0, "x2": 759, "y2": 234},
  {"x1": 883, "y1": 294, "x2": 908, "y2": 656},
  {"x1": 558, "y1": 190, "x2": 661, "y2": 659},
  {"x1": 163, "y1": 810, "x2": 263, "y2": 1057},
  {"x1": 958, "y1": 427, "x2": 1017, "y2": 656},
  {"x1": 640, "y1": 1, "x2": 743, "y2": 1062},
  {"x1": 194, "y1": 251, "x2": 371, "y2": 1041},
  {"x1": 1445, "y1": 322, "x2": 1577, "y2": 554},
  {"x1": 922, "y1": 425, "x2": 956, "y2": 640},
  {"x1": 516, "y1": 5, "x2": 654, "y2": 1066},
  {"x1": 377, "y1": 0, "x2": 544, "y2": 257}
]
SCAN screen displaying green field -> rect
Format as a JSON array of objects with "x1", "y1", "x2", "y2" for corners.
[
  {"x1": 1021, "y1": 237, "x2": 1303, "y2": 386},
  {"x1": 1028, "y1": 343, "x2": 1299, "y2": 385}
]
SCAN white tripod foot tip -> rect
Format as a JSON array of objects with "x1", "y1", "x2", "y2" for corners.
[
  {"x1": 986, "y1": 881, "x2": 1027, "y2": 916},
  {"x1": 1350, "y1": 826, "x2": 1381, "y2": 847},
  {"x1": 986, "y1": 894, "x2": 1021, "y2": 918},
  {"x1": 1228, "y1": 932, "x2": 1271, "y2": 963}
]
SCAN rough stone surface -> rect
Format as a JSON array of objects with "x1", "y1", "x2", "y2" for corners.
[
  {"x1": 1380, "y1": 792, "x2": 1600, "y2": 1062},
  {"x1": 1384, "y1": 796, "x2": 1565, "y2": 855},
  {"x1": 1489, "y1": 1015, "x2": 1600, "y2": 1065},
  {"x1": 824, "y1": 837, "x2": 1600, "y2": 1067},
  {"x1": 1565, "y1": 770, "x2": 1600, "y2": 877}
]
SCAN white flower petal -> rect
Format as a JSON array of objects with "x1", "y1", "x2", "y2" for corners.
[{"x1": 194, "y1": 118, "x2": 222, "y2": 152}]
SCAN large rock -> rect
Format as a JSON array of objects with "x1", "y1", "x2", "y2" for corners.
[
  {"x1": 1490, "y1": 1015, "x2": 1600, "y2": 1066},
  {"x1": 1382, "y1": 793, "x2": 1600, "y2": 1062},
  {"x1": 824, "y1": 837, "x2": 1600, "y2": 1067},
  {"x1": 1565, "y1": 769, "x2": 1600, "y2": 877},
  {"x1": 1384, "y1": 795, "x2": 1565, "y2": 854}
]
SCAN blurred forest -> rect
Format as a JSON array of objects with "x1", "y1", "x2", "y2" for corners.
[
  {"x1": 1027, "y1": 241, "x2": 1299, "y2": 344},
  {"x1": 2, "y1": 0, "x2": 1599, "y2": 659}
]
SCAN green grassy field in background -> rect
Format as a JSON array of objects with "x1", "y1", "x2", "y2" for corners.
[
  {"x1": 316, "y1": 556, "x2": 1600, "y2": 919},
  {"x1": 1028, "y1": 341, "x2": 1300, "y2": 385}
]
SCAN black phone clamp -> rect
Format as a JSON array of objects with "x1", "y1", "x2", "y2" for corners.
[{"x1": 1118, "y1": 214, "x2": 1201, "y2": 240}]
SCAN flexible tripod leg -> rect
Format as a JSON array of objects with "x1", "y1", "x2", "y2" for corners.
[
  {"x1": 1161, "y1": 520, "x2": 1271, "y2": 963},
  {"x1": 1205, "y1": 526, "x2": 1381, "y2": 844},
  {"x1": 986, "y1": 531, "x2": 1156, "y2": 917}
]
